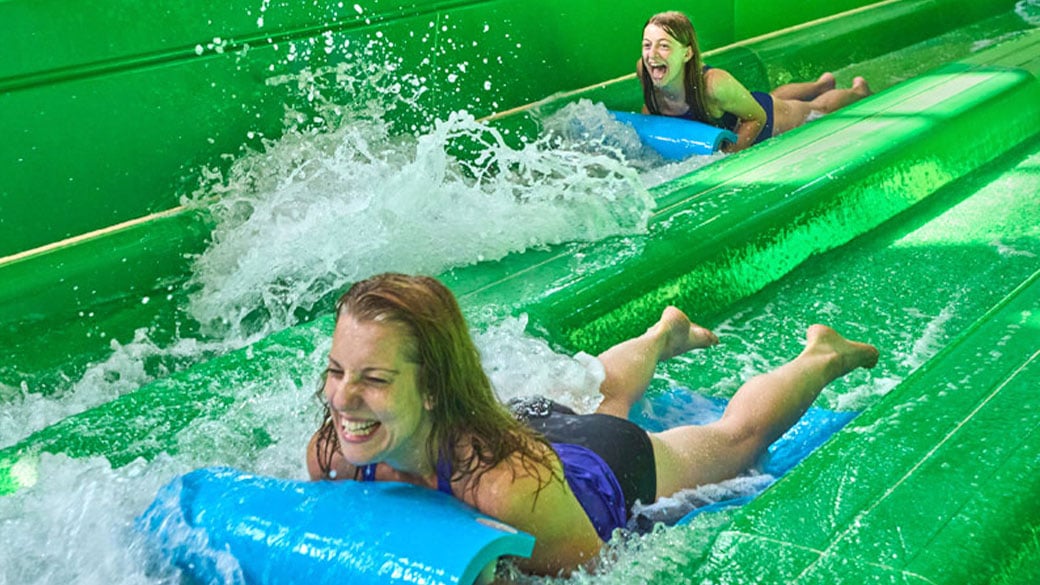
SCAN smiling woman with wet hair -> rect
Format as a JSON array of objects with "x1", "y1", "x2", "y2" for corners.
[{"x1": 307, "y1": 272, "x2": 878, "y2": 576}]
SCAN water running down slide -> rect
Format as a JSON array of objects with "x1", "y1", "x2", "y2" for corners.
[{"x1": 2, "y1": 0, "x2": 1040, "y2": 583}]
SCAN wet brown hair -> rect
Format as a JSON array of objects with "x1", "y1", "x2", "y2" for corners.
[
  {"x1": 313, "y1": 272, "x2": 558, "y2": 493},
  {"x1": 640, "y1": 11, "x2": 710, "y2": 122}
]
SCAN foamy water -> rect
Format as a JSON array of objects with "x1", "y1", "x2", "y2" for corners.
[
  {"x1": 3, "y1": 76, "x2": 679, "y2": 449},
  {"x1": 1016, "y1": 0, "x2": 1040, "y2": 26},
  {"x1": 184, "y1": 101, "x2": 662, "y2": 339}
]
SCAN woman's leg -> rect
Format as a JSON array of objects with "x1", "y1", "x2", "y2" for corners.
[
  {"x1": 593, "y1": 307, "x2": 718, "y2": 419},
  {"x1": 808, "y1": 76, "x2": 872, "y2": 113},
  {"x1": 772, "y1": 77, "x2": 873, "y2": 135},
  {"x1": 650, "y1": 324, "x2": 878, "y2": 499},
  {"x1": 770, "y1": 72, "x2": 835, "y2": 101}
]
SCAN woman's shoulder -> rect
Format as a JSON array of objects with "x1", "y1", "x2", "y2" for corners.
[
  {"x1": 704, "y1": 67, "x2": 751, "y2": 104},
  {"x1": 465, "y1": 442, "x2": 603, "y2": 574},
  {"x1": 473, "y1": 459, "x2": 551, "y2": 517},
  {"x1": 458, "y1": 437, "x2": 557, "y2": 506},
  {"x1": 703, "y1": 65, "x2": 737, "y2": 86}
]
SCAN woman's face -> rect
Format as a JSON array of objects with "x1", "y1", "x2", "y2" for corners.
[
  {"x1": 642, "y1": 23, "x2": 692, "y2": 89},
  {"x1": 323, "y1": 314, "x2": 433, "y2": 472}
]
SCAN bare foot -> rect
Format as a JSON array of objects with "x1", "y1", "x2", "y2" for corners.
[
  {"x1": 852, "y1": 76, "x2": 872, "y2": 96},
  {"x1": 805, "y1": 324, "x2": 879, "y2": 377},
  {"x1": 651, "y1": 306, "x2": 719, "y2": 360},
  {"x1": 817, "y1": 72, "x2": 836, "y2": 93}
]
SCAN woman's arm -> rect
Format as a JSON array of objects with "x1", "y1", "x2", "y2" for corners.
[
  {"x1": 472, "y1": 457, "x2": 603, "y2": 576},
  {"x1": 705, "y1": 68, "x2": 767, "y2": 152}
]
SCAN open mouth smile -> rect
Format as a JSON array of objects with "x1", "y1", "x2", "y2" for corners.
[
  {"x1": 647, "y1": 62, "x2": 668, "y2": 82},
  {"x1": 339, "y1": 417, "x2": 381, "y2": 442}
]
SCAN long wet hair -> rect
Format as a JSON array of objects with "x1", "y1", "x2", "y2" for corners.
[
  {"x1": 640, "y1": 11, "x2": 710, "y2": 123},
  {"x1": 313, "y1": 272, "x2": 558, "y2": 492}
]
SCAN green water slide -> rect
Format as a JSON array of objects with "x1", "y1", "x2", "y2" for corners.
[
  {"x1": 3, "y1": 0, "x2": 1039, "y2": 583},
  {"x1": 0, "y1": 0, "x2": 1023, "y2": 389}
]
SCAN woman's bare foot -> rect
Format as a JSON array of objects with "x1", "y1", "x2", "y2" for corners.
[
  {"x1": 817, "y1": 72, "x2": 836, "y2": 93},
  {"x1": 771, "y1": 72, "x2": 837, "y2": 101},
  {"x1": 651, "y1": 306, "x2": 719, "y2": 360},
  {"x1": 852, "y1": 76, "x2": 872, "y2": 96},
  {"x1": 804, "y1": 324, "x2": 879, "y2": 377}
]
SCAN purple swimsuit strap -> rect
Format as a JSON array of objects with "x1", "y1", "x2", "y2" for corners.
[{"x1": 357, "y1": 457, "x2": 453, "y2": 496}]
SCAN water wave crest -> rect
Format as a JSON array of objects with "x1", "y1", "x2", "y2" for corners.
[{"x1": 185, "y1": 92, "x2": 655, "y2": 338}]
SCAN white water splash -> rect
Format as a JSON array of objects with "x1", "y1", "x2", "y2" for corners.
[
  {"x1": 6, "y1": 48, "x2": 664, "y2": 469},
  {"x1": 476, "y1": 314, "x2": 606, "y2": 413},
  {"x1": 185, "y1": 98, "x2": 655, "y2": 338},
  {"x1": 1016, "y1": 0, "x2": 1040, "y2": 26},
  {"x1": 1, "y1": 329, "x2": 239, "y2": 447}
]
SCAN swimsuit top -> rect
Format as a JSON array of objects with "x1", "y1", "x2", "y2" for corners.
[
  {"x1": 683, "y1": 64, "x2": 773, "y2": 143},
  {"x1": 358, "y1": 457, "x2": 452, "y2": 494},
  {"x1": 659, "y1": 64, "x2": 732, "y2": 129},
  {"x1": 358, "y1": 443, "x2": 627, "y2": 542}
]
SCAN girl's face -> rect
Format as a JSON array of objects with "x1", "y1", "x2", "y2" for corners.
[
  {"x1": 324, "y1": 314, "x2": 433, "y2": 473},
  {"x1": 642, "y1": 23, "x2": 693, "y2": 89}
]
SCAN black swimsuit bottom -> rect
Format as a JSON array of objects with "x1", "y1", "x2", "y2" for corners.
[{"x1": 509, "y1": 397, "x2": 657, "y2": 514}]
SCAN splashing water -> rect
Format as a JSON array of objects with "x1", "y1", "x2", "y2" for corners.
[
  {"x1": 0, "y1": 455, "x2": 186, "y2": 585},
  {"x1": 542, "y1": 98, "x2": 727, "y2": 183},
  {"x1": 1, "y1": 330, "x2": 236, "y2": 448},
  {"x1": 1016, "y1": 0, "x2": 1040, "y2": 26},
  {"x1": 476, "y1": 314, "x2": 607, "y2": 413},
  {"x1": 6, "y1": 51, "x2": 676, "y2": 463},
  {"x1": 185, "y1": 98, "x2": 656, "y2": 339}
]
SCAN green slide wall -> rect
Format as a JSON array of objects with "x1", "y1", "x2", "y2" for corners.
[
  {"x1": 1, "y1": 0, "x2": 911, "y2": 259},
  {"x1": 0, "y1": 0, "x2": 1021, "y2": 392}
]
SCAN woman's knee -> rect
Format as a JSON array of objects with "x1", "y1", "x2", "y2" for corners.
[
  {"x1": 649, "y1": 423, "x2": 762, "y2": 495},
  {"x1": 713, "y1": 416, "x2": 771, "y2": 467}
]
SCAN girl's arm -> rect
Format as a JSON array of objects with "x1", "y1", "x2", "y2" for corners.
[
  {"x1": 473, "y1": 456, "x2": 603, "y2": 576},
  {"x1": 705, "y1": 68, "x2": 767, "y2": 152}
]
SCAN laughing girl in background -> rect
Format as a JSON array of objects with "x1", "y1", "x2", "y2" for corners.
[{"x1": 639, "y1": 11, "x2": 872, "y2": 152}]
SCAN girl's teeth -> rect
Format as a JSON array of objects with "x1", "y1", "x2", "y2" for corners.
[{"x1": 344, "y1": 419, "x2": 378, "y2": 435}]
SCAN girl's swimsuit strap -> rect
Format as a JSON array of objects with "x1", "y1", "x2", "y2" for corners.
[
  {"x1": 357, "y1": 460, "x2": 453, "y2": 496},
  {"x1": 360, "y1": 463, "x2": 377, "y2": 481},
  {"x1": 435, "y1": 455, "x2": 453, "y2": 495}
]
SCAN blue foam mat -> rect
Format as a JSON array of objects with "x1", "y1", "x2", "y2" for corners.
[
  {"x1": 609, "y1": 110, "x2": 737, "y2": 159},
  {"x1": 137, "y1": 467, "x2": 535, "y2": 585}
]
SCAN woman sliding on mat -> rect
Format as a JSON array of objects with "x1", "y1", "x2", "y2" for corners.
[
  {"x1": 638, "y1": 11, "x2": 873, "y2": 152},
  {"x1": 307, "y1": 273, "x2": 878, "y2": 576}
]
